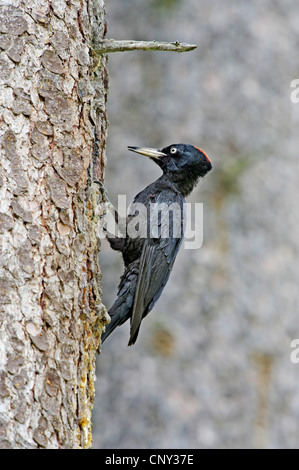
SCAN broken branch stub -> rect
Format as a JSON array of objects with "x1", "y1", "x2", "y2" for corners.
[{"x1": 94, "y1": 39, "x2": 197, "y2": 54}]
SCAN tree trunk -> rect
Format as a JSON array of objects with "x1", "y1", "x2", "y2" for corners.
[{"x1": 0, "y1": 0, "x2": 108, "y2": 449}]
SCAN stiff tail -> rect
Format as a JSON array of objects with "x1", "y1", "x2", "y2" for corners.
[
  {"x1": 101, "y1": 288, "x2": 134, "y2": 344},
  {"x1": 101, "y1": 261, "x2": 139, "y2": 344},
  {"x1": 101, "y1": 313, "x2": 122, "y2": 343}
]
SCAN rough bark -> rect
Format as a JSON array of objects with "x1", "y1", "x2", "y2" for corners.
[{"x1": 0, "y1": 0, "x2": 108, "y2": 449}]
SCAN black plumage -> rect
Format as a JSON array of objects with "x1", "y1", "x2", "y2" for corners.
[{"x1": 101, "y1": 143, "x2": 212, "y2": 346}]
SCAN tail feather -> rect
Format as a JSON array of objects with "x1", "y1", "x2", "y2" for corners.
[
  {"x1": 101, "y1": 297, "x2": 129, "y2": 343},
  {"x1": 101, "y1": 313, "x2": 122, "y2": 343},
  {"x1": 101, "y1": 290, "x2": 136, "y2": 344},
  {"x1": 101, "y1": 261, "x2": 139, "y2": 344}
]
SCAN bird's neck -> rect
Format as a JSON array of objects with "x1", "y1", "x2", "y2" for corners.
[{"x1": 160, "y1": 171, "x2": 200, "y2": 197}]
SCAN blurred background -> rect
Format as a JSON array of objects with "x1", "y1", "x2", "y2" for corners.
[{"x1": 93, "y1": 0, "x2": 299, "y2": 449}]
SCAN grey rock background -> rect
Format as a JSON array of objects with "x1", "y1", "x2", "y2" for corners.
[{"x1": 93, "y1": 0, "x2": 299, "y2": 449}]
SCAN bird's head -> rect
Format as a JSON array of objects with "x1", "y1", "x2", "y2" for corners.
[{"x1": 128, "y1": 143, "x2": 212, "y2": 196}]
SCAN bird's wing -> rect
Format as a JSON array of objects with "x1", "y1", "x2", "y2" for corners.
[
  {"x1": 129, "y1": 242, "x2": 155, "y2": 344},
  {"x1": 129, "y1": 190, "x2": 183, "y2": 345}
]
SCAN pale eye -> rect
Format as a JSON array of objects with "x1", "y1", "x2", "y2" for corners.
[{"x1": 170, "y1": 147, "x2": 177, "y2": 154}]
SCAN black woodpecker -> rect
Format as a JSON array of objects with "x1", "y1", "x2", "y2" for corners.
[{"x1": 101, "y1": 143, "x2": 212, "y2": 346}]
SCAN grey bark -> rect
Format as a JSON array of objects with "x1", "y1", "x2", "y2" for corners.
[{"x1": 0, "y1": 0, "x2": 108, "y2": 449}]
